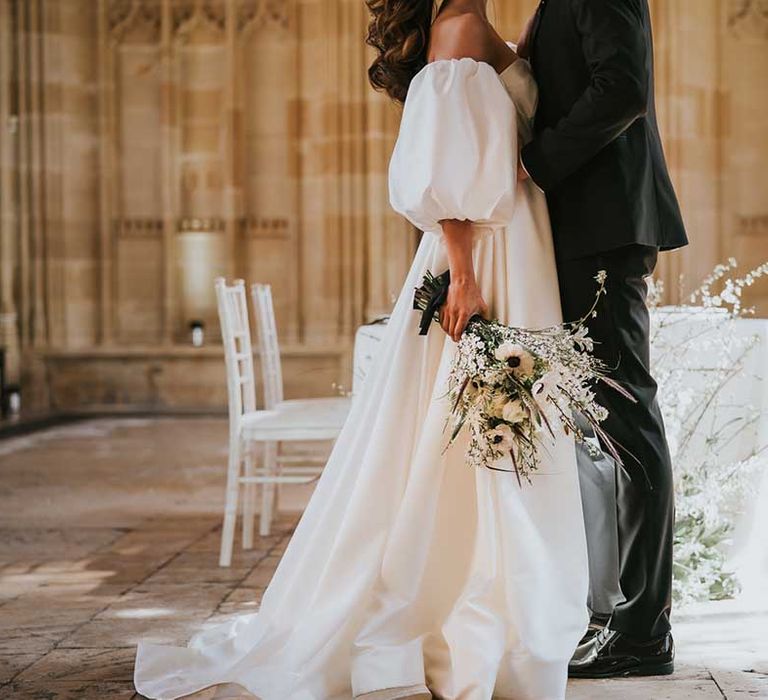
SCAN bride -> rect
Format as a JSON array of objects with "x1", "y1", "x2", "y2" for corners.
[{"x1": 135, "y1": 1, "x2": 589, "y2": 698}]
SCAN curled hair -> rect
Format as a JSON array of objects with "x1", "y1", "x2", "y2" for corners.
[{"x1": 366, "y1": 0, "x2": 435, "y2": 103}]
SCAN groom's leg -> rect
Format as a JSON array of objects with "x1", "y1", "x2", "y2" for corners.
[{"x1": 556, "y1": 244, "x2": 673, "y2": 641}]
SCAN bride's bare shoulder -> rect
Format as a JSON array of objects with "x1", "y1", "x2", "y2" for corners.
[{"x1": 428, "y1": 12, "x2": 515, "y2": 72}]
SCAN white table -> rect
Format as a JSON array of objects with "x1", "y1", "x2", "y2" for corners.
[{"x1": 354, "y1": 309, "x2": 768, "y2": 455}]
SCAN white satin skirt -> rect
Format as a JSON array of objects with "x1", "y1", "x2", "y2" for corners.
[{"x1": 134, "y1": 184, "x2": 590, "y2": 700}]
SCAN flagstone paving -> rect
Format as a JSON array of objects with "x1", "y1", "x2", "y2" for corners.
[{"x1": 0, "y1": 417, "x2": 765, "y2": 699}]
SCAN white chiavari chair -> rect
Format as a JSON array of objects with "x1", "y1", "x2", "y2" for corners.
[
  {"x1": 215, "y1": 278, "x2": 351, "y2": 566},
  {"x1": 250, "y1": 283, "x2": 351, "y2": 538},
  {"x1": 215, "y1": 278, "x2": 258, "y2": 566}
]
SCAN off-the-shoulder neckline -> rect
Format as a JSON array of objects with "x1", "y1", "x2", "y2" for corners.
[
  {"x1": 419, "y1": 56, "x2": 519, "y2": 81},
  {"x1": 422, "y1": 41, "x2": 520, "y2": 80}
]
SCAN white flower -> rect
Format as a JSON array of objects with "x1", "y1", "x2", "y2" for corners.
[
  {"x1": 502, "y1": 400, "x2": 527, "y2": 424},
  {"x1": 486, "y1": 424, "x2": 515, "y2": 451},
  {"x1": 572, "y1": 326, "x2": 594, "y2": 352},
  {"x1": 592, "y1": 404, "x2": 609, "y2": 422},
  {"x1": 532, "y1": 370, "x2": 560, "y2": 402},
  {"x1": 464, "y1": 378, "x2": 485, "y2": 401},
  {"x1": 468, "y1": 408, "x2": 485, "y2": 433},
  {"x1": 494, "y1": 342, "x2": 535, "y2": 378},
  {"x1": 487, "y1": 393, "x2": 509, "y2": 418}
]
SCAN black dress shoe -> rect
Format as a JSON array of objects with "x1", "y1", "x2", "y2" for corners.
[
  {"x1": 578, "y1": 612, "x2": 610, "y2": 646},
  {"x1": 568, "y1": 628, "x2": 674, "y2": 678}
]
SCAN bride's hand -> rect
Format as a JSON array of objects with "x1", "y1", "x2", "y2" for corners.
[{"x1": 440, "y1": 277, "x2": 489, "y2": 342}]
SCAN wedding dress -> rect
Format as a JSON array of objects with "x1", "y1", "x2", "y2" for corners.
[{"x1": 135, "y1": 53, "x2": 589, "y2": 700}]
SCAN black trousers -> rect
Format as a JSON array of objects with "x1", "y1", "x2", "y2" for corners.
[{"x1": 556, "y1": 244, "x2": 673, "y2": 640}]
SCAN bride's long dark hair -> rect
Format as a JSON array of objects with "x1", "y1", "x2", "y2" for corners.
[{"x1": 365, "y1": 0, "x2": 436, "y2": 104}]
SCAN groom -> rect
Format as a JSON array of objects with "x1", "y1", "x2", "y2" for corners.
[{"x1": 518, "y1": 0, "x2": 688, "y2": 678}]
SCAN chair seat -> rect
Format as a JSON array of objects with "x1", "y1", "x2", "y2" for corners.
[{"x1": 241, "y1": 396, "x2": 352, "y2": 441}]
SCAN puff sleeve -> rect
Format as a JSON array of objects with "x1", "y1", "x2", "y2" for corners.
[{"x1": 388, "y1": 58, "x2": 518, "y2": 234}]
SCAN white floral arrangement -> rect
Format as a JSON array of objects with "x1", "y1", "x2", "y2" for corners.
[
  {"x1": 414, "y1": 269, "x2": 631, "y2": 484},
  {"x1": 649, "y1": 259, "x2": 768, "y2": 605}
]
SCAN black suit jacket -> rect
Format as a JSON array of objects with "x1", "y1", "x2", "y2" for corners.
[{"x1": 520, "y1": 0, "x2": 688, "y2": 260}]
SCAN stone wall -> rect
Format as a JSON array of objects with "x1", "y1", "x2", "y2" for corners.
[
  {"x1": 650, "y1": 0, "x2": 768, "y2": 299},
  {"x1": 0, "y1": 0, "x2": 766, "y2": 414}
]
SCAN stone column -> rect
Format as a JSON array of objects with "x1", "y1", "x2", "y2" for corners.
[
  {"x1": 7, "y1": 0, "x2": 55, "y2": 410},
  {"x1": 722, "y1": 0, "x2": 768, "y2": 310},
  {"x1": 297, "y1": 0, "x2": 364, "y2": 344},
  {"x1": 41, "y1": 0, "x2": 65, "y2": 348},
  {"x1": 650, "y1": 0, "x2": 726, "y2": 303},
  {"x1": 52, "y1": 0, "x2": 101, "y2": 348},
  {"x1": 160, "y1": 0, "x2": 177, "y2": 344},
  {"x1": 96, "y1": 0, "x2": 115, "y2": 345},
  {"x1": 223, "y1": 0, "x2": 240, "y2": 280},
  {"x1": 0, "y1": 0, "x2": 21, "y2": 385},
  {"x1": 14, "y1": 0, "x2": 48, "y2": 350}
]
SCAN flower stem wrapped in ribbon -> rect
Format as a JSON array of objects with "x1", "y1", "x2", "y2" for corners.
[
  {"x1": 413, "y1": 270, "x2": 452, "y2": 336},
  {"x1": 414, "y1": 269, "x2": 634, "y2": 484}
]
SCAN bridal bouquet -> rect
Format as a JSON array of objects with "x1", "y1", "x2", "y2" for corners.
[{"x1": 414, "y1": 270, "x2": 630, "y2": 484}]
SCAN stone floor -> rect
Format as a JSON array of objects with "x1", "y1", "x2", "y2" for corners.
[{"x1": 0, "y1": 417, "x2": 766, "y2": 700}]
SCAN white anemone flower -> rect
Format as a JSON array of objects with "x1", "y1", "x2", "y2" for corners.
[
  {"x1": 486, "y1": 423, "x2": 515, "y2": 452},
  {"x1": 494, "y1": 342, "x2": 535, "y2": 378},
  {"x1": 502, "y1": 400, "x2": 527, "y2": 424},
  {"x1": 532, "y1": 370, "x2": 560, "y2": 403}
]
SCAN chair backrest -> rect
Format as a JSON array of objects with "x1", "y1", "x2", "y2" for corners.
[
  {"x1": 250, "y1": 283, "x2": 284, "y2": 409},
  {"x1": 215, "y1": 278, "x2": 257, "y2": 427}
]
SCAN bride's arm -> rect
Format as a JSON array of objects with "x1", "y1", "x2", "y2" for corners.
[
  {"x1": 439, "y1": 219, "x2": 489, "y2": 342},
  {"x1": 428, "y1": 15, "x2": 509, "y2": 342},
  {"x1": 388, "y1": 19, "x2": 518, "y2": 342}
]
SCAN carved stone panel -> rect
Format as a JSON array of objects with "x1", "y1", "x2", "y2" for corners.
[
  {"x1": 117, "y1": 44, "x2": 163, "y2": 216},
  {"x1": 115, "y1": 224, "x2": 164, "y2": 343},
  {"x1": 239, "y1": 16, "x2": 300, "y2": 341},
  {"x1": 727, "y1": 0, "x2": 768, "y2": 38},
  {"x1": 238, "y1": 0, "x2": 291, "y2": 34},
  {"x1": 173, "y1": 0, "x2": 225, "y2": 41},
  {"x1": 109, "y1": 0, "x2": 161, "y2": 44}
]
